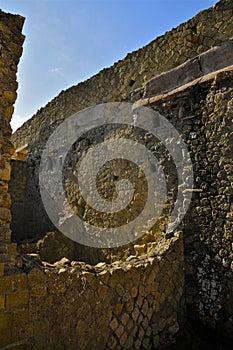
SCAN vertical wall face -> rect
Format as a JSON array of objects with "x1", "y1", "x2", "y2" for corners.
[
  {"x1": 188, "y1": 74, "x2": 233, "y2": 335},
  {"x1": 10, "y1": 0, "x2": 233, "y2": 240},
  {"x1": 0, "y1": 233, "x2": 185, "y2": 349},
  {"x1": 1, "y1": 0, "x2": 231, "y2": 345},
  {"x1": 8, "y1": 160, "x2": 27, "y2": 240},
  {"x1": 139, "y1": 66, "x2": 233, "y2": 338},
  {"x1": 0, "y1": 10, "x2": 25, "y2": 270}
]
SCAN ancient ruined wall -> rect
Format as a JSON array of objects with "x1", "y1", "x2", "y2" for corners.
[
  {"x1": 0, "y1": 9, "x2": 185, "y2": 350},
  {"x1": 9, "y1": 155, "x2": 54, "y2": 241},
  {"x1": 136, "y1": 62, "x2": 233, "y2": 337},
  {"x1": 13, "y1": 0, "x2": 233, "y2": 149},
  {"x1": 3, "y1": 0, "x2": 232, "y2": 345},
  {"x1": 10, "y1": 0, "x2": 233, "y2": 240},
  {"x1": 0, "y1": 234, "x2": 185, "y2": 349},
  {"x1": 0, "y1": 10, "x2": 25, "y2": 270},
  {"x1": 8, "y1": 160, "x2": 27, "y2": 241},
  {"x1": 189, "y1": 71, "x2": 232, "y2": 336}
]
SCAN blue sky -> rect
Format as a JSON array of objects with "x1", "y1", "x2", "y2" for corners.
[{"x1": 0, "y1": 0, "x2": 216, "y2": 131}]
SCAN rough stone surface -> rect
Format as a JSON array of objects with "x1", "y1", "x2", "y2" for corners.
[
  {"x1": 139, "y1": 67, "x2": 233, "y2": 339},
  {"x1": 0, "y1": 1, "x2": 232, "y2": 348},
  {"x1": 0, "y1": 235, "x2": 185, "y2": 349},
  {"x1": 11, "y1": 0, "x2": 233, "y2": 240},
  {"x1": 0, "y1": 10, "x2": 25, "y2": 270},
  {"x1": 142, "y1": 39, "x2": 233, "y2": 99},
  {"x1": 13, "y1": 0, "x2": 233, "y2": 146},
  {"x1": 8, "y1": 160, "x2": 27, "y2": 240}
]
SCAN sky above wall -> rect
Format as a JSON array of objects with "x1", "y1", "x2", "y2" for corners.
[{"x1": 0, "y1": 0, "x2": 216, "y2": 131}]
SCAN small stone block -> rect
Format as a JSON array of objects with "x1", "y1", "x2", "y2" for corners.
[
  {"x1": 0, "y1": 273, "x2": 27, "y2": 293},
  {"x1": 0, "y1": 263, "x2": 4, "y2": 277},
  {"x1": 6, "y1": 289, "x2": 29, "y2": 309},
  {"x1": 0, "y1": 294, "x2": 5, "y2": 309}
]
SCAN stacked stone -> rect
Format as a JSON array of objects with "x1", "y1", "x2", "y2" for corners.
[
  {"x1": 191, "y1": 70, "x2": 233, "y2": 334},
  {"x1": 137, "y1": 63, "x2": 233, "y2": 338},
  {"x1": 12, "y1": 0, "x2": 233, "y2": 153},
  {"x1": 0, "y1": 11, "x2": 25, "y2": 272},
  {"x1": 0, "y1": 233, "x2": 185, "y2": 349},
  {"x1": 10, "y1": 0, "x2": 233, "y2": 241}
]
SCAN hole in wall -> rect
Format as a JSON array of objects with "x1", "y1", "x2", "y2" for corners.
[{"x1": 129, "y1": 79, "x2": 136, "y2": 87}]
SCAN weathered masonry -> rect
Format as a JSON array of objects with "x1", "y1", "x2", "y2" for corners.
[
  {"x1": 12, "y1": 0, "x2": 233, "y2": 241},
  {"x1": 0, "y1": 11, "x2": 25, "y2": 270},
  {"x1": 134, "y1": 50, "x2": 233, "y2": 337},
  {"x1": 0, "y1": 0, "x2": 232, "y2": 349}
]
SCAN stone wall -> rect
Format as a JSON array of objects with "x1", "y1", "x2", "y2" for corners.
[
  {"x1": 0, "y1": 10, "x2": 25, "y2": 271},
  {"x1": 0, "y1": 9, "x2": 186, "y2": 350},
  {"x1": 9, "y1": 156, "x2": 55, "y2": 241},
  {"x1": 135, "y1": 63, "x2": 233, "y2": 337},
  {"x1": 11, "y1": 0, "x2": 233, "y2": 240},
  {"x1": 3, "y1": 0, "x2": 232, "y2": 346},
  {"x1": 13, "y1": 0, "x2": 233, "y2": 149},
  {"x1": 0, "y1": 233, "x2": 185, "y2": 349},
  {"x1": 8, "y1": 160, "x2": 27, "y2": 241}
]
